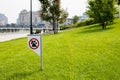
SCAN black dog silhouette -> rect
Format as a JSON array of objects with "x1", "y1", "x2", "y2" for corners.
[{"x1": 31, "y1": 40, "x2": 37, "y2": 47}]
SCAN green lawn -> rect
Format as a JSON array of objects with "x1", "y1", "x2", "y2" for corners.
[{"x1": 0, "y1": 19, "x2": 120, "y2": 80}]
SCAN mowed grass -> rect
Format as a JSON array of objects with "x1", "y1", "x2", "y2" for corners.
[{"x1": 0, "y1": 19, "x2": 120, "y2": 80}]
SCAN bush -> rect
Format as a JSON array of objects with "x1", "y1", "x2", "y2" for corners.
[
  {"x1": 86, "y1": 18, "x2": 96, "y2": 25},
  {"x1": 75, "y1": 21, "x2": 86, "y2": 27},
  {"x1": 60, "y1": 26, "x2": 69, "y2": 30},
  {"x1": 60, "y1": 24, "x2": 74, "y2": 30},
  {"x1": 75, "y1": 18, "x2": 96, "y2": 27}
]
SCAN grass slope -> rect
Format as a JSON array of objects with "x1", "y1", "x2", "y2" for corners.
[{"x1": 0, "y1": 19, "x2": 120, "y2": 80}]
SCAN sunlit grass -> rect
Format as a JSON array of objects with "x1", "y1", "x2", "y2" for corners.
[{"x1": 0, "y1": 19, "x2": 120, "y2": 80}]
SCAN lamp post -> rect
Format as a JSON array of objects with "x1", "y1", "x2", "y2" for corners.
[
  {"x1": 28, "y1": 0, "x2": 43, "y2": 71},
  {"x1": 118, "y1": 0, "x2": 120, "y2": 18},
  {"x1": 30, "y1": 0, "x2": 33, "y2": 34}
]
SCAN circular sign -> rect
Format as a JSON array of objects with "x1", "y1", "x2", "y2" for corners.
[{"x1": 29, "y1": 38, "x2": 39, "y2": 50}]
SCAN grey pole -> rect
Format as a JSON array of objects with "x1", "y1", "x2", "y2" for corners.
[
  {"x1": 30, "y1": 0, "x2": 33, "y2": 34},
  {"x1": 40, "y1": 35, "x2": 42, "y2": 71}
]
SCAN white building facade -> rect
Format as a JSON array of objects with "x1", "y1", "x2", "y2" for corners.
[
  {"x1": 17, "y1": 10, "x2": 45, "y2": 27},
  {"x1": 0, "y1": 13, "x2": 8, "y2": 26}
]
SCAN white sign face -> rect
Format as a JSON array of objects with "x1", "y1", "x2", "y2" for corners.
[{"x1": 28, "y1": 34, "x2": 42, "y2": 56}]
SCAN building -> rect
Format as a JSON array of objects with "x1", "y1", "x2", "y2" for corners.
[
  {"x1": 17, "y1": 10, "x2": 29, "y2": 26},
  {"x1": 0, "y1": 13, "x2": 8, "y2": 26},
  {"x1": 17, "y1": 9, "x2": 46, "y2": 27}
]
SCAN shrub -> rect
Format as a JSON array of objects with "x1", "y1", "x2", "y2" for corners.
[
  {"x1": 60, "y1": 24, "x2": 74, "y2": 30},
  {"x1": 60, "y1": 26, "x2": 69, "y2": 30},
  {"x1": 75, "y1": 21, "x2": 86, "y2": 27},
  {"x1": 75, "y1": 18, "x2": 96, "y2": 27},
  {"x1": 86, "y1": 18, "x2": 96, "y2": 25}
]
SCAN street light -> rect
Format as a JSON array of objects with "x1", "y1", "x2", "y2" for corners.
[{"x1": 30, "y1": 0, "x2": 33, "y2": 34}]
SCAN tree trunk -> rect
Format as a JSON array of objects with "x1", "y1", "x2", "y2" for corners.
[
  {"x1": 101, "y1": 22, "x2": 106, "y2": 29},
  {"x1": 53, "y1": 21, "x2": 55, "y2": 34},
  {"x1": 56, "y1": 20, "x2": 59, "y2": 33},
  {"x1": 53, "y1": 21, "x2": 58, "y2": 34}
]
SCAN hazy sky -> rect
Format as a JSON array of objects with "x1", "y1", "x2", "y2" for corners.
[{"x1": 0, "y1": 0, "x2": 87, "y2": 23}]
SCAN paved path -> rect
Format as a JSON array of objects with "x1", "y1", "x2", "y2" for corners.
[{"x1": 0, "y1": 32, "x2": 28, "y2": 42}]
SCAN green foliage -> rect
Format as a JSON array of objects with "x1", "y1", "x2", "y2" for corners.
[
  {"x1": 59, "y1": 9, "x2": 69, "y2": 24},
  {"x1": 72, "y1": 15, "x2": 79, "y2": 24},
  {"x1": 75, "y1": 18, "x2": 96, "y2": 27},
  {"x1": 87, "y1": 0, "x2": 117, "y2": 29},
  {"x1": 60, "y1": 26, "x2": 69, "y2": 30},
  {"x1": 85, "y1": 18, "x2": 96, "y2": 25},
  {"x1": 39, "y1": 0, "x2": 60, "y2": 34},
  {"x1": 118, "y1": 0, "x2": 120, "y2": 5},
  {"x1": 0, "y1": 19, "x2": 120, "y2": 80},
  {"x1": 75, "y1": 21, "x2": 86, "y2": 27},
  {"x1": 39, "y1": 0, "x2": 68, "y2": 34},
  {"x1": 60, "y1": 24, "x2": 74, "y2": 30}
]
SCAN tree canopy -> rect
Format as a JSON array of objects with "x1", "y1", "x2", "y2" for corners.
[
  {"x1": 72, "y1": 15, "x2": 79, "y2": 24},
  {"x1": 87, "y1": 0, "x2": 117, "y2": 29},
  {"x1": 39, "y1": 0, "x2": 68, "y2": 34}
]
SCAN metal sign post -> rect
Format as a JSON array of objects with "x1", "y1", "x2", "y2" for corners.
[
  {"x1": 28, "y1": 0, "x2": 42, "y2": 71},
  {"x1": 30, "y1": 0, "x2": 33, "y2": 34},
  {"x1": 28, "y1": 34, "x2": 42, "y2": 71}
]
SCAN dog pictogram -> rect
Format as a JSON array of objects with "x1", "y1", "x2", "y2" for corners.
[{"x1": 29, "y1": 38, "x2": 39, "y2": 49}]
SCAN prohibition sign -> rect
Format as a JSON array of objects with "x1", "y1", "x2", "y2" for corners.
[{"x1": 29, "y1": 38, "x2": 39, "y2": 50}]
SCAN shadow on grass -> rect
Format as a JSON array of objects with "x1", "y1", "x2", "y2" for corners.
[
  {"x1": 79, "y1": 24, "x2": 114, "y2": 34},
  {"x1": 6, "y1": 70, "x2": 41, "y2": 80}
]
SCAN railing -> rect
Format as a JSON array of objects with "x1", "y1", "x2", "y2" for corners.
[{"x1": 0, "y1": 27, "x2": 53, "y2": 33}]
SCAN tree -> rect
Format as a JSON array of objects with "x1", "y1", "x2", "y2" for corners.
[
  {"x1": 39, "y1": 0, "x2": 68, "y2": 34},
  {"x1": 87, "y1": 0, "x2": 116, "y2": 29},
  {"x1": 72, "y1": 15, "x2": 79, "y2": 24},
  {"x1": 59, "y1": 9, "x2": 68, "y2": 24},
  {"x1": 119, "y1": 0, "x2": 120, "y2": 4}
]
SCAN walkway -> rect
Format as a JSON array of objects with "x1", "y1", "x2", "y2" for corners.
[{"x1": 0, "y1": 32, "x2": 28, "y2": 42}]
